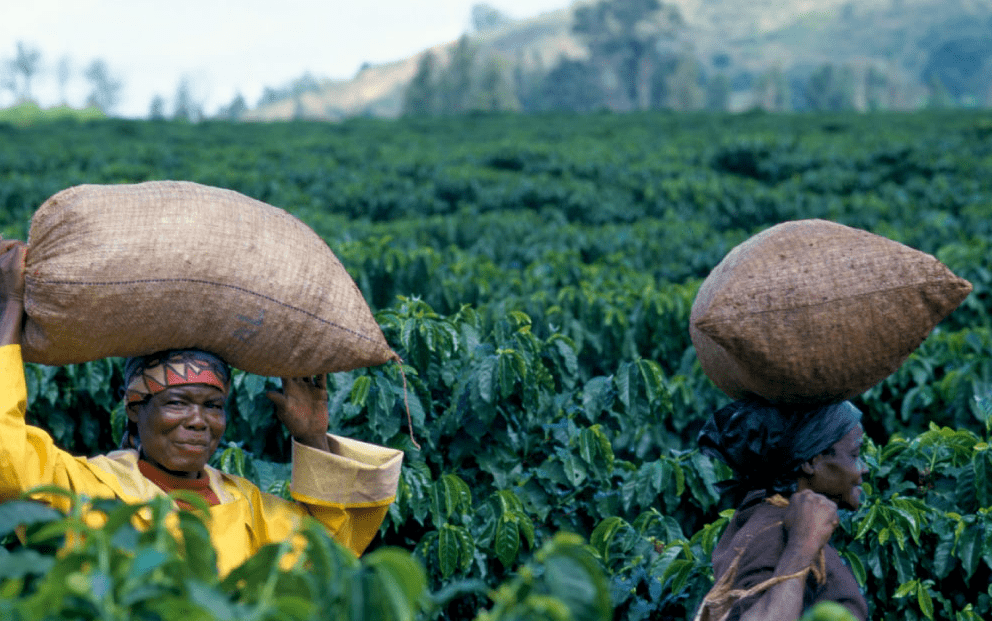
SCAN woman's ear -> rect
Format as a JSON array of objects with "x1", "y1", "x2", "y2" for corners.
[
  {"x1": 800, "y1": 460, "x2": 816, "y2": 476},
  {"x1": 126, "y1": 401, "x2": 142, "y2": 424}
]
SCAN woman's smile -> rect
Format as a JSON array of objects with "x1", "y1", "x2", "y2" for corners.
[{"x1": 127, "y1": 384, "x2": 227, "y2": 478}]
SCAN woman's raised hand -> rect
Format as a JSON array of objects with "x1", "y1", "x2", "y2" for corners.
[
  {"x1": 0, "y1": 240, "x2": 26, "y2": 303},
  {"x1": 784, "y1": 488, "x2": 840, "y2": 560},
  {"x1": 0, "y1": 240, "x2": 27, "y2": 345},
  {"x1": 266, "y1": 375, "x2": 330, "y2": 452}
]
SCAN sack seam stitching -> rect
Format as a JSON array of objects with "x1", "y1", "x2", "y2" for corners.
[{"x1": 28, "y1": 277, "x2": 384, "y2": 346}]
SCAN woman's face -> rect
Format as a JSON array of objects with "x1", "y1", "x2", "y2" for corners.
[
  {"x1": 803, "y1": 425, "x2": 868, "y2": 510},
  {"x1": 127, "y1": 384, "x2": 227, "y2": 478}
]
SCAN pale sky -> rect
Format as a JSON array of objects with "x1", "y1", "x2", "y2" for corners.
[{"x1": 1, "y1": 0, "x2": 573, "y2": 118}]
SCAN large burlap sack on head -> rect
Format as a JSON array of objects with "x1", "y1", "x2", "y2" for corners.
[
  {"x1": 690, "y1": 219, "x2": 972, "y2": 404},
  {"x1": 22, "y1": 180, "x2": 398, "y2": 377}
]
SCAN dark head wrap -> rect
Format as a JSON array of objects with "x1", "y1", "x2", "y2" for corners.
[
  {"x1": 120, "y1": 349, "x2": 231, "y2": 450},
  {"x1": 698, "y1": 398, "x2": 862, "y2": 500}
]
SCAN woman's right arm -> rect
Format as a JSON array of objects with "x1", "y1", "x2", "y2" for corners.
[
  {"x1": 0, "y1": 240, "x2": 82, "y2": 503},
  {"x1": 1, "y1": 241, "x2": 125, "y2": 509},
  {"x1": 738, "y1": 489, "x2": 840, "y2": 621},
  {"x1": 0, "y1": 239, "x2": 40, "y2": 500}
]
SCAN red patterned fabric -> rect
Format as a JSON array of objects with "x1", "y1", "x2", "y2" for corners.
[
  {"x1": 137, "y1": 459, "x2": 221, "y2": 508},
  {"x1": 126, "y1": 350, "x2": 229, "y2": 403}
]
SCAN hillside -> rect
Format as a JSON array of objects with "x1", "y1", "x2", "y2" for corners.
[
  {"x1": 244, "y1": 5, "x2": 582, "y2": 121},
  {"x1": 245, "y1": 0, "x2": 992, "y2": 120}
]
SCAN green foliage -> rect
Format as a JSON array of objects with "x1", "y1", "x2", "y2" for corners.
[
  {"x1": 800, "y1": 601, "x2": 859, "y2": 621},
  {"x1": 0, "y1": 488, "x2": 427, "y2": 621},
  {"x1": 474, "y1": 533, "x2": 611, "y2": 621},
  {"x1": 3, "y1": 111, "x2": 992, "y2": 618},
  {"x1": 825, "y1": 418, "x2": 992, "y2": 620},
  {"x1": 0, "y1": 103, "x2": 105, "y2": 126}
]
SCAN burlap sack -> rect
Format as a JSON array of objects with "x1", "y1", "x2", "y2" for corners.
[
  {"x1": 690, "y1": 219, "x2": 972, "y2": 404},
  {"x1": 22, "y1": 181, "x2": 398, "y2": 377}
]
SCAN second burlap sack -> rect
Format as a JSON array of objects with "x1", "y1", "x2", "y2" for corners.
[
  {"x1": 690, "y1": 219, "x2": 972, "y2": 404},
  {"x1": 22, "y1": 180, "x2": 398, "y2": 377}
]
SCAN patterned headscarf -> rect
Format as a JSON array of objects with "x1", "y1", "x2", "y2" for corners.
[{"x1": 124, "y1": 349, "x2": 231, "y2": 404}]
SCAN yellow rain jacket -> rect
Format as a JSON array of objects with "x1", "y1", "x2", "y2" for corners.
[{"x1": 0, "y1": 344, "x2": 403, "y2": 576}]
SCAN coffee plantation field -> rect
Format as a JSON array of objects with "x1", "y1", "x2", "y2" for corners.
[{"x1": 2, "y1": 110, "x2": 992, "y2": 620}]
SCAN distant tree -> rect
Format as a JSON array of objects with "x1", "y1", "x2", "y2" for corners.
[
  {"x1": 402, "y1": 52, "x2": 440, "y2": 116},
  {"x1": 981, "y1": 59, "x2": 992, "y2": 107},
  {"x1": 668, "y1": 54, "x2": 703, "y2": 111},
  {"x1": 864, "y1": 66, "x2": 890, "y2": 111},
  {"x1": 292, "y1": 97, "x2": 307, "y2": 120},
  {"x1": 56, "y1": 55, "x2": 72, "y2": 105},
  {"x1": 755, "y1": 66, "x2": 790, "y2": 111},
  {"x1": 514, "y1": 50, "x2": 545, "y2": 112},
  {"x1": 473, "y1": 56, "x2": 518, "y2": 112},
  {"x1": 84, "y1": 59, "x2": 123, "y2": 113},
  {"x1": 804, "y1": 63, "x2": 855, "y2": 111},
  {"x1": 572, "y1": 0, "x2": 684, "y2": 111},
  {"x1": 922, "y1": 37, "x2": 992, "y2": 103},
  {"x1": 288, "y1": 73, "x2": 320, "y2": 119},
  {"x1": 172, "y1": 76, "x2": 202, "y2": 122},
  {"x1": 539, "y1": 58, "x2": 604, "y2": 112},
  {"x1": 472, "y1": 3, "x2": 511, "y2": 32},
  {"x1": 883, "y1": 69, "x2": 917, "y2": 111},
  {"x1": 925, "y1": 75, "x2": 953, "y2": 109},
  {"x1": 647, "y1": 53, "x2": 679, "y2": 108},
  {"x1": 217, "y1": 92, "x2": 247, "y2": 120},
  {"x1": 705, "y1": 73, "x2": 731, "y2": 111},
  {"x1": 439, "y1": 35, "x2": 478, "y2": 114},
  {"x1": 11, "y1": 41, "x2": 42, "y2": 102},
  {"x1": 0, "y1": 64, "x2": 16, "y2": 102},
  {"x1": 291, "y1": 72, "x2": 321, "y2": 96},
  {"x1": 148, "y1": 95, "x2": 167, "y2": 120},
  {"x1": 834, "y1": 65, "x2": 857, "y2": 110},
  {"x1": 257, "y1": 87, "x2": 280, "y2": 107}
]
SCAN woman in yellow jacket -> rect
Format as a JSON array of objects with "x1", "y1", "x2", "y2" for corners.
[{"x1": 0, "y1": 239, "x2": 402, "y2": 576}]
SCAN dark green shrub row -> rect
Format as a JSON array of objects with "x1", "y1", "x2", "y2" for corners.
[{"x1": 2, "y1": 111, "x2": 991, "y2": 618}]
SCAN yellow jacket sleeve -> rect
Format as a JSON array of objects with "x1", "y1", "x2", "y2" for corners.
[
  {"x1": 290, "y1": 434, "x2": 403, "y2": 555},
  {"x1": 208, "y1": 434, "x2": 402, "y2": 570},
  {"x1": 0, "y1": 344, "x2": 117, "y2": 508}
]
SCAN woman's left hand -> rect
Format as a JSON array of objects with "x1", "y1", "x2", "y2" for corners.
[{"x1": 267, "y1": 375, "x2": 330, "y2": 452}]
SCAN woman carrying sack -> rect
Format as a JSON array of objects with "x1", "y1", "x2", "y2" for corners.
[
  {"x1": 0, "y1": 240, "x2": 402, "y2": 576},
  {"x1": 693, "y1": 399, "x2": 870, "y2": 621}
]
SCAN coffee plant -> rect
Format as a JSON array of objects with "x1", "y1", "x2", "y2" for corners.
[{"x1": 3, "y1": 110, "x2": 992, "y2": 619}]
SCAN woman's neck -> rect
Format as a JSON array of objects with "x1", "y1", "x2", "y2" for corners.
[{"x1": 139, "y1": 450, "x2": 202, "y2": 479}]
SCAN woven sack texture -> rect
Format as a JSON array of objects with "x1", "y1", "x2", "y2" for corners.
[
  {"x1": 22, "y1": 181, "x2": 398, "y2": 376},
  {"x1": 690, "y1": 219, "x2": 972, "y2": 404}
]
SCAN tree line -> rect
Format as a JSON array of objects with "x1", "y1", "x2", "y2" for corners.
[
  {"x1": 0, "y1": 42, "x2": 247, "y2": 122},
  {"x1": 0, "y1": 42, "x2": 123, "y2": 114},
  {"x1": 401, "y1": 0, "x2": 974, "y2": 117},
  {"x1": 6, "y1": 1, "x2": 980, "y2": 122}
]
